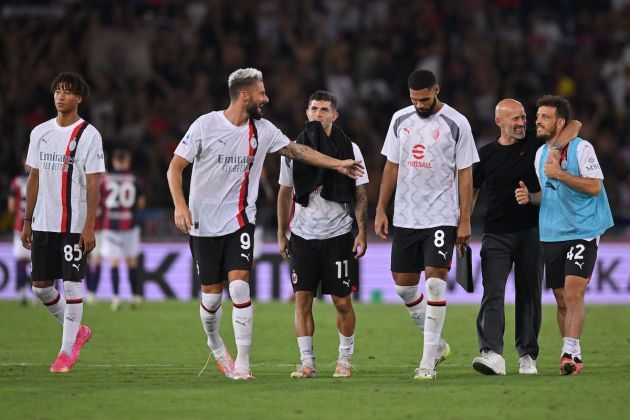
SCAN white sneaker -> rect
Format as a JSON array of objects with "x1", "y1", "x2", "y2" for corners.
[
  {"x1": 472, "y1": 350, "x2": 506, "y2": 375},
  {"x1": 414, "y1": 367, "x2": 436, "y2": 380},
  {"x1": 519, "y1": 355, "x2": 538, "y2": 375}
]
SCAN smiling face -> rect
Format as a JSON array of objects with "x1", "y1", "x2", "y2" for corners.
[
  {"x1": 535, "y1": 105, "x2": 565, "y2": 141},
  {"x1": 496, "y1": 100, "x2": 526, "y2": 140},
  {"x1": 306, "y1": 99, "x2": 338, "y2": 133},
  {"x1": 243, "y1": 81, "x2": 269, "y2": 120}
]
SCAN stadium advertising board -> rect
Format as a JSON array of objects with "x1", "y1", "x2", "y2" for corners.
[{"x1": 0, "y1": 242, "x2": 629, "y2": 303}]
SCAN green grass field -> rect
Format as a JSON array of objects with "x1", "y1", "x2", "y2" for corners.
[{"x1": 1, "y1": 300, "x2": 628, "y2": 419}]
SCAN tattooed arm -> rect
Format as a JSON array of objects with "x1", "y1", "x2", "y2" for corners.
[
  {"x1": 353, "y1": 184, "x2": 368, "y2": 259},
  {"x1": 278, "y1": 142, "x2": 364, "y2": 179}
]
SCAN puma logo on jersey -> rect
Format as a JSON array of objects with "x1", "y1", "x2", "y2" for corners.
[
  {"x1": 342, "y1": 279, "x2": 351, "y2": 288},
  {"x1": 41, "y1": 137, "x2": 49, "y2": 144},
  {"x1": 403, "y1": 127, "x2": 411, "y2": 134},
  {"x1": 217, "y1": 138, "x2": 227, "y2": 145},
  {"x1": 575, "y1": 261, "x2": 584, "y2": 269},
  {"x1": 72, "y1": 263, "x2": 81, "y2": 271},
  {"x1": 241, "y1": 253, "x2": 251, "y2": 262},
  {"x1": 438, "y1": 250, "x2": 447, "y2": 259}
]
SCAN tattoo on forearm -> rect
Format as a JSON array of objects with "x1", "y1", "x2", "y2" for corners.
[
  {"x1": 280, "y1": 142, "x2": 307, "y2": 161},
  {"x1": 354, "y1": 186, "x2": 368, "y2": 229}
]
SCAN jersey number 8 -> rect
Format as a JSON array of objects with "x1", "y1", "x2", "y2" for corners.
[{"x1": 434, "y1": 230, "x2": 445, "y2": 248}]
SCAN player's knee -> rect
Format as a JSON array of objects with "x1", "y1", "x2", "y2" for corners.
[
  {"x1": 395, "y1": 284, "x2": 418, "y2": 302},
  {"x1": 294, "y1": 292, "x2": 313, "y2": 311},
  {"x1": 563, "y1": 290, "x2": 583, "y2": 307},
  {"x1": 63, "y1": 281, "x2": 83, "y2": 300},
  {"x1": 32, "y1": 280, "x2": 54, "y2": 289},
  {"x1": 425, "y1": 277, "x2": 446, "y2": 301},
  {"x1": 228, "y1": 280, "x2": 250, "y2": 304},
  {"x1": 332, "y1": 296, "x2": 353, "y2": 314},
  {"x1": 553, "y1": 289, "x2": 566, "y2": 309},
  {"x1": 425, "y1": 267, "x2": 448, "y2": 279},
  {"x1": 32, "y1": 285, "x2": 56, "y2": 302},
  {"x1": 127, "y1": 256, "x2": 138, "y2": 268},
  {"x1": 201, "y1": 292, "x2": 222, "y2": 312}
]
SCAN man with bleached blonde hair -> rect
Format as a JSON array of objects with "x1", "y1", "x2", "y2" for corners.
[{"x1": 167, "y1": 68, "x2": 364, "y2": 381}]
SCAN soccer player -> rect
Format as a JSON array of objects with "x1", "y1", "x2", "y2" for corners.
[
  {"x1": 375, "y1": 69, "x2": 479, "y2": 380},
  {"x1": 8, "y1": 158, "x2": 31, "y2": 305},
  {"x1": 22, "y1": 72, "x2": 105, "y2": 373},
  {"x1": 515, "y1": 95, "x2": 613, "y2": 375},
  {"x1": 471, "y1": 99, "x2": 581, "y2": 376},
  {"x1": 277, "y1": 90, "x2": 369, "y2": 379},
  {"x1": 101, "y1": 148, "x2": 146, "y2": 310},
  {"x1": 166, "y1": 68, "x2": 364, "y2": 381}
]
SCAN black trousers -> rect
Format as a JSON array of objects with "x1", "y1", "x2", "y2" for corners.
[{"x1": 476, "y1": 227, "x2": 542, "y2": 358}]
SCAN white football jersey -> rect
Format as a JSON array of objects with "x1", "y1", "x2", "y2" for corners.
[
  {"x1": 26, "y1": 118, "x2": 105, "y2": 233},
  {"x1": 279, "y1": 142, "x2": 369, "y2": 240},
  {"x1": 175, "y1": 111, "x2": 290, "y2": 237},
  {"x1": 381, "y1": 104, "x2": 479, "y2": 229}
]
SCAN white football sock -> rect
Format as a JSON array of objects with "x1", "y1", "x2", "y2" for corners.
[
  {"x1": 61, "y1": 281, "x2": 84, "y2": 355},
  {"x1": 200, "y1": 292, "x2": 226, "y2": 356},
  {"x1": 297, "y1": 336, "x2": 314, "y2": 366},
  {"x1": 395, "y1": 284, "x2": 426, "y2": 332},
  {"x1": 32, "y1": 286, "x2": 66, "y2": 325},
  {"x1": 229, "y1": 280, "x2": 253, "y2": 370},
  {"x1": 338, "y1": 333, "x2": 355, "y2": 361},
  {"x1": 420, "y1": 278, "x2": 446, "y2": 370},
  {"x1": 562, "y1": 337, "x2": 580, "y2": 357}
]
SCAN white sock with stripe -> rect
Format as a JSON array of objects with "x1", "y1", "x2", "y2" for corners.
[
  {"x1": 395, "y1": 284, "x2": 426, "y2": 332},
  {"x1": 420, "y1": 278, "x2": 447, "y2": 370},
  {"x1": 229, "y1": 280, "x2": 253, "y2": 370},
  {"x1": 32, "y1": 286, "x2": 66, "y2": 324},
  {"x1": 200, "y1": 293, "x2": 226, "y2": 356},
  {"x1": 61, "y1": 281, "x2": 84, "y2": 355}
]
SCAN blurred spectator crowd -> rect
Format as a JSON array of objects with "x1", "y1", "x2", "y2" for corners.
[{"x1": 1, "y1": 0, "x2": 629, "y2": 238}]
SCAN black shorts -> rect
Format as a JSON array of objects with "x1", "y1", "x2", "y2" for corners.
[
  {"x1": 189, "y1": 223, "x2": 255, "y2": 285},
  {"x1": 542, "y1": 239, "x2": 598, "y2": 289},
  {"x1": 391, "y1": 226, "x2": 456, "y2": 273},
  {"x1": 31, "y1": 231, "x2": 86, "y2": 281},
  {"x1": 289, "y1": 232, "x2": 357, "y2": 297}
]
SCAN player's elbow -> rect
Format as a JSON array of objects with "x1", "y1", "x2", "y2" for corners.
[{"x1": 587, "y1": 180, "x2": 601, "y2": 196}]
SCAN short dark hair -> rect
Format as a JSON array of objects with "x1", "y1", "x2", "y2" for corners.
[
  {"x1": 408, "y1": 69, "x2": 437, "y2": 90},
  {"x1": 536, "y1": 95, "x2": 571, "y2": 122},
  {"x1": 50, "y1": 72, "x2": 90, "y2": 99},
  {"x1": 112, "y1": 148, "x2": 131, "y2": 162},
  {"x1": 308, "y1": 90, "x2": 338, "y2": 111}
]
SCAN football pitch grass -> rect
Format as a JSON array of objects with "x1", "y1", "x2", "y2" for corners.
[{"x1": 1, "y1": 301, "x2": 628, "y2": 419}]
